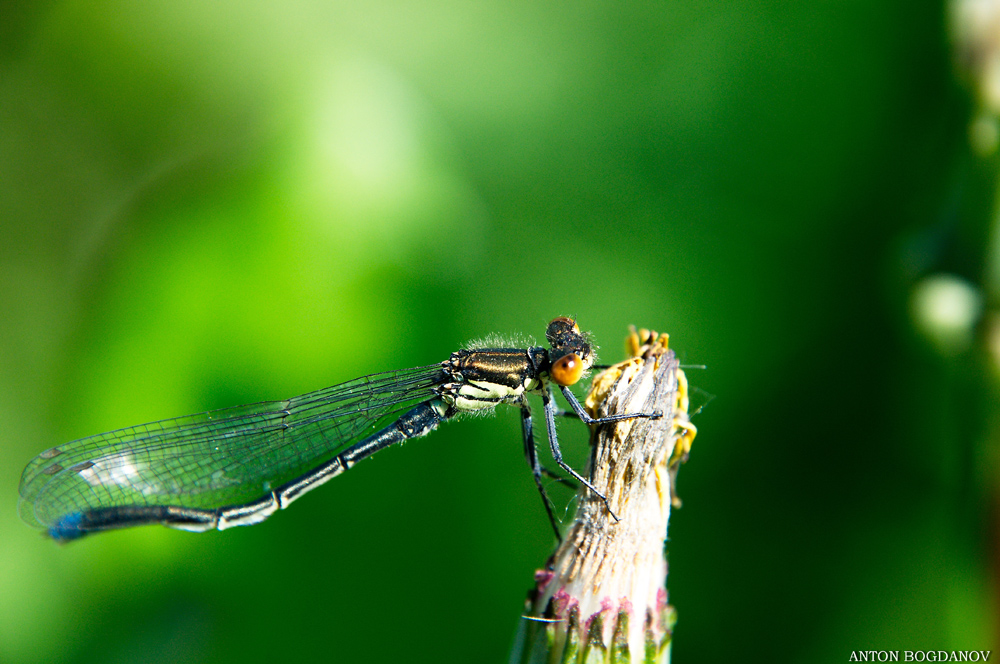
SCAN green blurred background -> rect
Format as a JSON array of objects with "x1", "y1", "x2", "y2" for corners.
[{"x1": 1, "y1": 1, "x2": 996, "y2": 662}]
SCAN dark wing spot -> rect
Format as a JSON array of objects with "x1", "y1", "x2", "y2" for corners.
[{"x1": 71, "y1": 461, "x2": 95, "y2": 473}]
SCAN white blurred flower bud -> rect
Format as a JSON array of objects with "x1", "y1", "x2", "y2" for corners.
[{"x1": 911, "y1": 273, "x2": 984, "y2": 354}]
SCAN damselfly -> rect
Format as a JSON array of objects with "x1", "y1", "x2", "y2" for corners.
[{"x1": 19, "y1": 318, "x2": 661, "y2": 542}]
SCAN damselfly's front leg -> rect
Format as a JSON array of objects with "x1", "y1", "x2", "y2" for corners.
[
  {"x1": 557, "y1": 384, "x2": 662, "y2": 425},
  {"x1": 541, "y1": 388, "x2": 621, "y2": 522}
]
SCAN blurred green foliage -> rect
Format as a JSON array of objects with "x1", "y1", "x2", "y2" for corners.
[{"x1": 0, "y1": 1, "x2": 994, "y2": 662}]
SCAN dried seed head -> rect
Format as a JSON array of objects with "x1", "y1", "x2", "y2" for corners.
[{"x1": 512, "y1": 330, "x2": 696, "y2": 664}]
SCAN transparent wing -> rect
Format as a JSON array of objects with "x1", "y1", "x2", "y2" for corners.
[{"x1": 19, "y1": 365, "x2": 444, "y2": 531}]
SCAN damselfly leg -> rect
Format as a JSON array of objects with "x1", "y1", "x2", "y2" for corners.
[{"x1": 516, "y1": 384, "x2": 661, "y2": 535}]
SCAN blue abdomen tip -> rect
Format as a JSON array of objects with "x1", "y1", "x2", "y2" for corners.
[{"x1": 48, "y1": 513, "x2": 86, "y2": 542}]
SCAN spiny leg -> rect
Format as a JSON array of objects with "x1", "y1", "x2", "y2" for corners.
[
  {"x1": 521, "y1": 402, "x2": 563, "y2": 540},
  {"x1": 541, "y1": 387, "x2": 620, "y2": 522},
  {"x1": 558, "y1": 384, "x2": 662, "y2": 425},
  {"x1": 540, "y1": 466, "x2": 576, "y2": 488},
  {"x1": 532, "y1": 416, "x2": 577, "y2": 485}
]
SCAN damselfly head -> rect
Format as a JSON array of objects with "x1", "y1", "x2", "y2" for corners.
[
  {"x1": 546, "y1": 317, "x2": 595, "y2": 386},
  {"x1": 545, "y1": 317, "x2": 583, "y2": 345}
]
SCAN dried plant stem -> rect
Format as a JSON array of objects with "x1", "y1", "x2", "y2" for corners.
[{"x1": 511, "y1": 328, "x2": 696, "y2": 664}]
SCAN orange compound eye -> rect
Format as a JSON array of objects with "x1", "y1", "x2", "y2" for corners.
[{"x1": 551, "y1": 353, "x2": 584, "y2": 386}]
